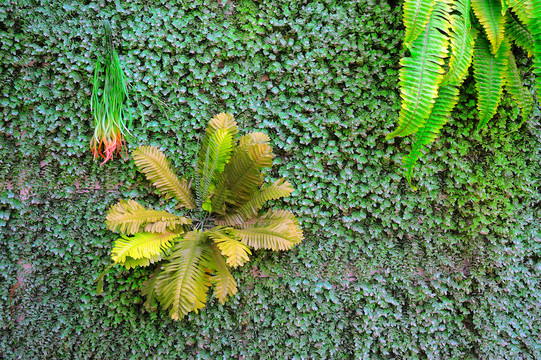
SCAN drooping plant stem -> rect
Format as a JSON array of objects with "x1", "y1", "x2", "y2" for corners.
[{"x1": 90, "y1": 21, "x2": 132, "y2": 165}]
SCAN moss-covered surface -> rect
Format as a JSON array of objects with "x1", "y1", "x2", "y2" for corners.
[{"x1": 1, "y1": 0, "x2": 540, "y2": 358}]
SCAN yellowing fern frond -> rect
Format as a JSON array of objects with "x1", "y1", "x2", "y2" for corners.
[
  {"x1": 214, "y1": 133, "x2": 274, "y2": 211},
  {"x1": 403, "y1": 0, "x2": 436, "y2": 47},
  {"x1": 217, "y1": 178, "x2": 294, "y2": 226},
  {"x1": 207, "y1": 228, "x2": 251, "y2": 268},
  {"x1": 106, "y1": 199, "x2": 190, "y2": 235},
  {"x1": 231, "y1": 210, "x2": 303, "y2": 251},
  {"x1": 142, "y1": 268, "x2": 162, "y2": 312},
  {"x1": 208, "y1": 246, "x2": 238, "y2": 304},
  {"x1": 133, "y1": 146, "x2": 196, "y2": 209},
  {"x1": 111, "y1": 231, "x2": 179, "y2": 265},
  {"x1": 442, "y1": 0, "x2": 476, "y2": 86},
  {"x1": 154, "y1": 231, "x2": 211, "y2": 321},
  {"x1": 473, "y1": 34, "x2": 510, "y2": 129},
  {"x1": 472, "y1": 0, "x2": 507, "y2": 54},
  {"x1": 387, "y1": 1, "x2": 451, "y2": 139},
  {"x1": 122, "y1": 256, "x2": 152, "y2": 269}
]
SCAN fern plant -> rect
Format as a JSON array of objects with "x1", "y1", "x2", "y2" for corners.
[
  {"x1": 96, "y1": 113, "x2": 303, "y2": 320},
  {"x1": 389, "y1": 0, "x2": 541, "y2": 188}
]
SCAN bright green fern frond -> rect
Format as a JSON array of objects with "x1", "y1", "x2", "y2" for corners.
[
  {"x1": 387, "y1": 1, "x2": 451, "y2": 139},
  {"x1": 472, "y1": 0, "x2": 507, "y2": 54},
  {"x1": 217, "y1": 178, "x2": 294, "y2": 226},
  {"x1": 442, "y1": 0, "x2": 476, "y2": 86},
  {"x1": 133, "y1": 146, "x2": 196, "y2": 209},
  {"x1": 473, "y1": 34, "x2": 510, "y2": 129},
  {"x1": 197, "y1": 128, "x2": 234, "y2": 211},
  {"x1": 207, "y1": 228, "x2": 251, "y2": 268},
  {"x1": 106, "y1": 199, "x2": 190, "y2": 235},
  {"x1": 111, "y1": 231, "x2": 180, "y2": 265},
  {"x1": 197, "y1": 113, "x2": 237, "y2": 184},
  {"x1": 507, "y1": 0, "x2": 532, "y2": 24},
  {"x1": 505, "y1": 51, "x2": 533, "y2": 127},
  {"x1": 213, "y1": 133, "x2": 274, "y2": 211},
  {"x1": 197, "y1": 113, "x2": 238, "y2": 211},
  {"x1": 403, "y1": 0, "x2": 436, "y2": 47},
  {"x1": 403, "y1": 84, "x2": 461, "y2": 188},
  {"x1": 532, "y1": 0, "x2": 541, "y2": 100},
  {"x1": 208, "y1": 246, "x2": 238, "y2": 304},
  {"x1": 230, "y1": 210, "x2": 303, "y2": 251},
  {"x1": 209, "y1": 174, "x2": 229, "y2": 215},
  {"x1": 506, "y1": 11, "x2": 535, "y2": 56},
  {"x1": 155, "y1": 230, "x2": 211, "y2": 320}
]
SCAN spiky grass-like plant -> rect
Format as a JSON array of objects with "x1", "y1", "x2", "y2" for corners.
[
  {"x1": 97, "y1": 113, "x2": 303, "y2": 320},
  {"x1": 90, "y1": 21, "x2": 132, "y2": 164}
]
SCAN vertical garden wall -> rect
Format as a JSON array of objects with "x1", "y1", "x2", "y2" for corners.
[{"x1": 1, "y1": 0, "x2": 540, "y2": 358}]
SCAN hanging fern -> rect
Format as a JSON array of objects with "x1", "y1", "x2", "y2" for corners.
[
  {"x1": 505, "y1": 51, "x2": 533, "y2": 124},
  {"x1": 506, "y1": 12, "x2": 535, "y2": 56},
  {"x1": 403, "y1": 0, "x2": 436, "y2": 47},
  {"x1": 532, "y1": 0, "x2": 541, "y2": 99},
  {"x1": 471, "y1": 0, "x2": 506, "y2": 54},
  {"x1": 386, "y1": 1, "x2": 451, "y2": 140},
  {"x1": 474, "y1": 35, "x2": 510, "y2": 129},
  {"x1": 96, "y1": 113, "x2": 303, "y2": 321},
  {"x1": 442, "y1": 0, "x2": 475, "y2": 87},
  {"x1": 403, "y1": 84, "x2": 461, "y2": 188},
  {"x1": 389, "y1": 0, "x2": 539, "y2": 188}
]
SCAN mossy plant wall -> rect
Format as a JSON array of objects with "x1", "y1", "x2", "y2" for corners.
[{"x1": 1, "y1": 0, "x2": 540, "y2": 358}]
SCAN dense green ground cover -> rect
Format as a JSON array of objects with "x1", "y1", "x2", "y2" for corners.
[{"x1": 1, "y1": 0, "x2": 540, "y2": 358}]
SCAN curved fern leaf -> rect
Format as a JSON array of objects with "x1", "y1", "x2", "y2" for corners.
[
  {"x1": 142, "y1": 268, "x2": 162, "y2": 312},
  {"x1": 106, "y1": 199, "x2": 190, "y2": 235},
  {"x1": 532, "y1": 0, "x2": 541, "y2": 100},
  {"x1": 214, "y1": 133, "x2": 274, "y2": 211},
  {"x1": 133, "y1": 146, "x2": 196, "y2": 209},
  {"x1": 472, "y1": 0, "x2": 507, "y2": 54},
  {"x1": 231, "y1": 210, "x2": 304, "y2": 251},
  {"x1": 505, "y1": 51, "x2": 533, "y2": 126},
  {"x1": 403, "y1": 0, "x2": 436, "y2": 47},
  {"x1": 507, "y1": 0, "x2": 532, "y2": 24},
  {"x1": 208, "y1": 246, "x2": 238, "y2": 304},
  {"x1": 197, "y1": 128, "x2": 234, "y2": 211},
  {"x1": 473, "y1": 34, "x2": 510, "y2": 129},
  {"x1": 506, "y1": 12, "x2": 535, "y2": 56},
  {"x1": 217, "y1": 178, "x2": 294, "y2": 226},
  {"x1": 386, "y1": 1, "x2": 451, "y2": 139},
  {"x1": 207, "y1": 228, "x2": 251, "y2": 268},
  {"x1": 111, "y1": 231, "x2": 179, "y2": 265},
  {"x1": 403, "y1": 84, "x2": 461, "y2": 188},
  {"x1": 197, "y1": 113, "x2": 238, "y2": 207},
  {"x1": 155, "y1": 231, "x2": 211, "y2": 320},
  {"x1": 442, "y1": 0, "x2": 476, "y2": 86},
  {"x1": 122, "y1": 256, "x2": 151, "y2": 269}
]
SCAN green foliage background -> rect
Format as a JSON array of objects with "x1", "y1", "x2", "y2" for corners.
[{"x1": 1, "y1": 0, "x2": 540, "y2": 358}]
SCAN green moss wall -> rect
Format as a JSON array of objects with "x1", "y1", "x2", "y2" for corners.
[{"x1": 1, "y1": 0, "x2": 540, "y2": 358}]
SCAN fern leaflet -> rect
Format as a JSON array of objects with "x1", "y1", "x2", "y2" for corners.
[{"x1": 386, "y1": 1, "x2": 451, "y2": 139}]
